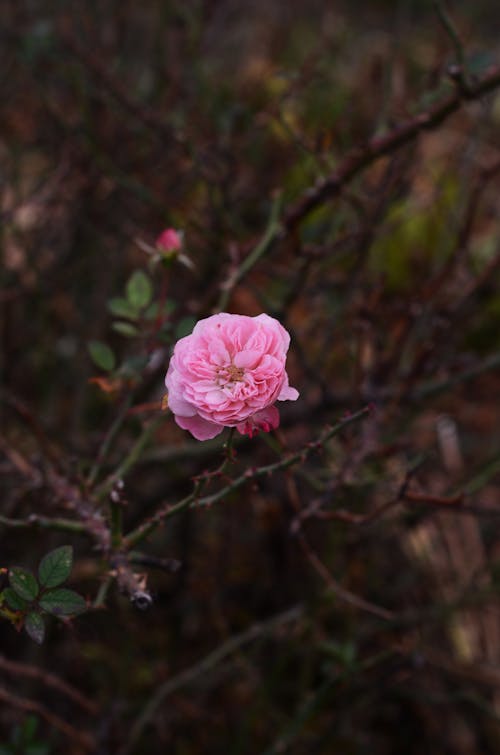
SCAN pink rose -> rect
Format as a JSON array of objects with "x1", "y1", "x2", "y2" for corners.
[
  {"x1": 165, "y1": 313, "x2": 299, "y2": 440},
  {"x1": 156, "y1": 228, "x2": 182, "y2": 252}
]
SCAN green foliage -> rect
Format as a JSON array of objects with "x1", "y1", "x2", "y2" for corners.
[
  {"x1": 126, "y1": 270, "x2": 153, "y2": 310},
  {"x1": 108, "y1": 297, "x2": 139, "y2": 320},
  {"x1": 88, "y1": 340, "x2": 116, "y2": 372},
  {"x1": 3, "y1": 588, "x2": 28, "y2": 611},
  {"x1": 8, "y1": 568, "x2": 39, "y2": 602},
  {"x1": 174, "y1": 316, "x2": 197, "y2": 340},
  {"x1": 38, "y1": 545, "x2": 73, "y2": 588},
  {"x1": 112, "y1": 321, "x2": 140, "y2": 337},
  {"x1": 0, "y1": 546, "x2": 85, "y2": 644},
  {"x1": 3, "y1": 2, "x2": 500, "y2": 751},
  {"x1": 368, "y1": 177, "x2": 459, "y2": 290},
  {"x1": 0, "y1": 715, "x2": 50, "y2": 755},
  {"x1": 39, "y1": 589, "x2": 87, "y2": 617}
]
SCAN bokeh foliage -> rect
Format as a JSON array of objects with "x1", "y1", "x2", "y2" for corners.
[{"x1": 2, "y1": 1, "x2": 500, "y2": 753}]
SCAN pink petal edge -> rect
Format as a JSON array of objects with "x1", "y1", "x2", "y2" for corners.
[
  {"x1": 175, "y1": 414, "x2": 224, "y2": 441},
  {"x1": 236, "y1": 405, "x2": 280, "y2": 438}
]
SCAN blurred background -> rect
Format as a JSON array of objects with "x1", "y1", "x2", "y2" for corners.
[{"x1": 2, "y1": 0, "x2": 500, "y2": 752}]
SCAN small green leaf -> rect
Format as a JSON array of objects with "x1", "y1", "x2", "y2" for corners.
[
  {"x1": 88, "y1": 341, "x2": 116, "y2": 372},
  {"x1": 174, "y1": 316, "x2": 197, "y2": 339},
  {"x1": 38, "y1": 545, "x2": 73, "y2": 588},
  {"x1": 39, "y1": 588, "x2": 86, "y2": 616},
  {"x1": 8, "y1": 568, "x2": 39, "y2": 602},
  {"x1": 108, "y1": 297, "x2": 139, "y2": 320},
  {"x1": 112, "y1": 321, "x2": 139, "y2": 337},
  {"x1": 126, "y1": 270, "x2": 153, "y2": 309},
  {"x1": 25, "y1": 613, "x2": 45, "y2": 644},
  {"x1": 3, "y1": 587, "x2": 28, "y2": 611}
]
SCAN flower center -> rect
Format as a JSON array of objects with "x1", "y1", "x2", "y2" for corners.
[
  {"x1": 216, "y1": 362, "x2": 245, "y2": 385},
  {"x1": 226, "y1": 364, "x2": 245, "y2": 382}
]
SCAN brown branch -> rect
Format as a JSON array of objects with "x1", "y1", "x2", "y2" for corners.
[
  {"x1": 59, "y1": 28, "x2": 185, "y2": 150},
  {"x1": 111, "y1": 553, "x2": 153, "y2": 610},
  {"x1": 296, "y1": 530, "x2": 394, "y2": 621},
  {"x1": 124, "y1": 406, "x2": 372, "y2": 549},
  {"x1": 0, "y1": 686, "x2": 95, "y2": 751},
  {"x1": 2, "y1": 390, "x2": 64, "y2": 473},
  {"x1": 123, "y1": 604, "x2": 304, "y2": 755},
  {"x1": 403, "y1": 491, "x2": 464, "y2": 507},
  {"x1": 0, "y1": 655, "x2": 98, "y2": 715},
  {"x1": 283, "y1": 65, "x2": 500, "y2": 232}
]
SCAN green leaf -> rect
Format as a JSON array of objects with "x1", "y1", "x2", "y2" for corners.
[
  {"x1": 3, "y1": 587, "x2": 28, "y2": 611},
  {"x1": 38, "y1": 545, "x2": 73, "y2": 588},
  {"x1": 174, "y1": 316, "x2": 197, "y2": 340},
  {"x1": 126, "y1": 270, "x2": 153, "y2": 309},
  {"x1": 25, "y1": 613, "x2": 45, "y2": 644},
  {"x1": 108, "y1": 297, "x2": 139, "y2": 320},
  {"x1": 8, "y1": 567, "x2": 39, "y2": 602},
  {"x1": 39, "y1": 588, "x2": 86, "y2": 616},
  {"x1": 112, "y1": 321, "x2": 139, "y2": 337},
  {"x1": 88, "y1": 340, "x2": 116, "y2": 372}
]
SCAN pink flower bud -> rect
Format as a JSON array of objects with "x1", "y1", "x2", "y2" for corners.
[{"x1": 156, "y1": 228, "x2": 182, "y2": 253}]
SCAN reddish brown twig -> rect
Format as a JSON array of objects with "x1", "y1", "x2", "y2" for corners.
[
  {"x1": 403, "y1": 491, "x2": 464, "y2": 507},
  {"x1": 283, "y1": 65, "x2": 500, "y2": 232},
  {"x1": 59, "y1": 29, "x2": 185, "y2": 150},
  {"x1": 296, "y1": 531, "x2": 394, "y2": 621},
  {"x1": 0, "y1": 655, "x2": 98, "y2": 715},
  {"x1": 0, "y1": 686, "x2": 95, "y2": 751}
]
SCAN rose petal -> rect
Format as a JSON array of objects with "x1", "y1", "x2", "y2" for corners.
[
  {"x1": 166, "y1": 313, "x2": 297, "y2": 441},
  {"x1": 233, "y1": 349, "x2": 262, "y2": 369},
  {"x1": 175, "y1": 414, "x2": 224, "y2": 440},
  {"x1": 166, "y1": 392, "x2": 197, "y2": 416},
  {"x1": 236, "y1": 405, "x2": 280, "y2": 438}
]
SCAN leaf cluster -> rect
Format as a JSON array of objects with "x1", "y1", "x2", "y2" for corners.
[{"x1": 0, "y1": 546, "x2": 86, "y2": 644}]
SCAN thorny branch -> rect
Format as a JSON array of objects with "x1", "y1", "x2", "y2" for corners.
[
  {"x1": 123, "y1": 406, "x2": 372, "y2": 549},
  {"x1": 282, "y1": 65, "x2": 500, "y2": 232},
  {"x1": 0, "y1": 655, "x2": 98, "y2": 715},
  {"x1": 215, "y1": 63, "x2": 500, "y2": 312}
]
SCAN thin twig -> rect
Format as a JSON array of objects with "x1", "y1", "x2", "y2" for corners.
[
  {"x1": 0, "y1": 514, "x2": 89, "y2": 535},
  {"x1": 411, "y1": 352, "x2": 500, "y2": 401},
  {"x1": 263, "y1": 649, "x2": 395, "y2": 755},
  {"x1": 123, "y1": 603, "x2": 304, "y2": 755},
  {"x1": 297, "y1": 531, "x2": 394, "y2": 621},
  {"x1": 59, "y1": 29, "x2": 185, "y2": 150},
  {"x1": 217, "y1": 193, "x2": 283, "y2": 310},
  {"x1": 433, "y1": 0, "x2": 466, "y2": 72},
  {"x1": 283, "y1": 64, "x2": 500, "y2": 232},
  {"x1": 96, "y1": 414, "x2": 167, "y2": 500},
  {"x1": 124, "y1": 407, "x2": 371, "y2": 549},
  {"x1": 87, "y1": 392, "x2": 134, "y2": 486},
  {"x1": 0, "y1": 686, "x2": 95, "y2": 751},
  {"x1": 0, "y1": 655, "x2": 98, "y2": 715}
]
